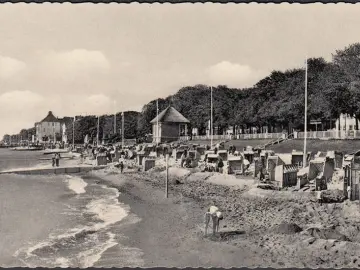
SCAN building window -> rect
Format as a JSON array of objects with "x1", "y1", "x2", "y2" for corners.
[
  {"x1": 43, "y1": 128, "x2": 45, "y2": 132},
  {"x1": 349, "y1": 125, "x2": 353, "y2": 130}
]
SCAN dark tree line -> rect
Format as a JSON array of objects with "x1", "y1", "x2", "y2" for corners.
[
  {"x1": 138, "y1": 43, "x2": 360, "y2": 136},
  {"x1": 65, "y1": 111, "x2": 141, "y2": 144}
]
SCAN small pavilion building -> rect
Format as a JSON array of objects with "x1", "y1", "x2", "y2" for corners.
[{"x1": 150, "y1": 106, "x2": 190, "y2": 143}]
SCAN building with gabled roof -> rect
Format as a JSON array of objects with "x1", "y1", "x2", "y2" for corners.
[
  {"x1": 35, "y1": 111, "x2": 63, "y2": 143},
  {"x1": 150, "y1": 106, "x2": 190, "y2": 143}
]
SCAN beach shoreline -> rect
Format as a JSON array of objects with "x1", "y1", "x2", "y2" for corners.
[
  {"x1": 89, "y1": 169, "x2": 275, "y2": 268},
  {"x1": 88, "y1": 167, "x2": 360, "y2": 268}
]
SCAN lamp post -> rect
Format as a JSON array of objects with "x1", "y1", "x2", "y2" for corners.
[
  {"x1": 303, "y1": 57, "x2": 308, "y2": 168},
  {"x1": 72, "y1": 116, "x2": 76, "y2": 150},
  {"x1": 156, "y1": 100, "x2": 159, "y2": 144},
  {"x1": 97, "y1": 116, "x2": 100, "y2": 146},
  {"x1": 210, "y1": 86, "x2": 213, "y2": 149},
  {"x1": 122, "y1": 111, "x2": 125, "y2": 148}
]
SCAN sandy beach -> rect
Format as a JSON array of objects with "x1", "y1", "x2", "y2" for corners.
[
  {"x1": 88, "y1": 166, "x2": 360, "y2": 268},
  {"x1": 3, "y1": 148, "x2": 360, "y2": 268},
  {"x1": 89, "y1": 170, "x2": 269, "y2": 268}
]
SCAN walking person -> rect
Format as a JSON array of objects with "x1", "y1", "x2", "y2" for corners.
[{"x1": 204, "y1": 205, "x2": 224, "y2": 237}]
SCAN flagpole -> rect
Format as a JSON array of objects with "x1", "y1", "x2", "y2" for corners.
[
  {"x1": 72, "y1": 116, "x2": 75, "y2": 150},
  {"x1": 122, "y1": 111, "x2": 125, "y2": 148},
  {"x1": 97, "y1": 116, "x2": 100, "y2": 146},
  {"x1": 156, "y1": 100, "x2": 159, "y2": 144},
  {"x1": 303, "y1": 57, "x2": 308, "y2": 168},
  {"x1": 210, "y1": 86, "x2": 213, "y2": 149},
  {"x1": 114, "y1": 101, "x2": 117, "y2": 135}
]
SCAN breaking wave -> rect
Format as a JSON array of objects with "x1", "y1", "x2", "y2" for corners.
[
  {"x1": 65, "y1": 176, "x2": 88, "y2": 195},
  {"x1": 14, "y1": 181, "x2": 131, "y2": 268}
]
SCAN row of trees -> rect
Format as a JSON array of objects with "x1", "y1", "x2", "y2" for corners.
[
  {"x1": 4, "y1": 42, "x2": 360, "y2": 143},
  {"x1": 64, "y1": 111, "x2": 140, "y2": 144},
  {"x1": 2, "y1": 127, "x2": 36, "y2": 144},
  {"x1": 138, "y1": 43, "x2": 360, "y2": 135}
]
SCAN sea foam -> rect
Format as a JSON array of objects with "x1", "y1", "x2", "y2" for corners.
[
  {"x1": 66, "y1": 176, "x2": 88, "y2": 194},
  {"x1": 86, "y1": 185, "x2": 129, "y2": 229},
  {"x1": 14, "y1": 182, "x2": 130, "y2": 268}
]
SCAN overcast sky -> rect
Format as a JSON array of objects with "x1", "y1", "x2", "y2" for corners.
[{"x1": 0, "y1": 3, "x2": 359, "y2": 137}]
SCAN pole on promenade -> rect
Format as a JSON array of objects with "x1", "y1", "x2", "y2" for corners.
[
  {"x1": 122, "y1": 111, "x2": 125, "y2": 148},
  {"x1": 165, "y1": 154, "x2": 169, "y2": 198},
  {"x1": 156, "y1": 100, "x2": 159, "y2": 144},
  {"x1": 210, "y1": 86, "x2": 213, "y2": 149},
  {"x1": 114, "y1": 101, "x2": 117, "y2": 135},
  {"x1": 72, "y1": 116, "x2": 76, "y2": 150},
  {"x1": 303, "y1": 57, "x2": 308, "y2": 168},
  {"x1": 97, "y1": 116, "x2": 100, "y2": 146}
]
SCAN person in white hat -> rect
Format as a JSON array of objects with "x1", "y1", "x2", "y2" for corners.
[{"x1": 204, "y1": 205, "x2": 224, "y2": 236}]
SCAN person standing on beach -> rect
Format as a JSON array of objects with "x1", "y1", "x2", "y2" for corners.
[
  {"x1": 243, "y1": 158, "x2": 250, "y2": 174},
  {"x1": 80, "y1": 152, "x2": 84, "y2": 164},
  {"x1": 180, "y1": 150, "x2": 187, "y2": 167},
  {"x1": 55, "y1": 153, "x2": 60, "y2": 167},
  {"x1": 316, "y1": 187, "x2": 322, "y2": 205},
  {"x1": 217, "y1": 158, "x2": 224, "y2": 173},
  {"x1": 204, "y1": 205, "x2": 224, "y2": 237},
  {"x1": 52, "y1": 154, "x2": 56, "y2": 167},
  {"x1": 119, "y1": 161, "x2": 124, "y2": 173}
]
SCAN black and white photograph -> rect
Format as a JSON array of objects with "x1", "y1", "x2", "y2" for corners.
[{"x1": 1, "y1": 3, "x2": 360, "y2": 268}]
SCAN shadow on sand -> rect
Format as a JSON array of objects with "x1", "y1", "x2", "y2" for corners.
[{"x1": 206, "y1": 230, "x2": 246, "y2": 242}]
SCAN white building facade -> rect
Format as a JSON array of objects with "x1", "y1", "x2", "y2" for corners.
[
  {"x1": 35, "y1": 111, "x2": 62, "y2": 143},
  {"x1": 335, "y1": 113, "x2": 359, "y2": 132}
]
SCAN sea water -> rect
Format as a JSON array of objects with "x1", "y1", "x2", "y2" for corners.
[{"x1": 0, "y1": 149, "x2": 143, "y2": 267}]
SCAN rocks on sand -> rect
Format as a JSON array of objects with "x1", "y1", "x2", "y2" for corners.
[
  {"x1": 321, "y1": 189, "x2": 346, "y2": 203},
  {"x1": 273, "y1": 222, "x2": 303, "y2": 235}
]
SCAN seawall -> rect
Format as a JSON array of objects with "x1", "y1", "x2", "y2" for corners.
[{"x1": 0, "y1": 165, "x2": 108, "y2": 175}]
